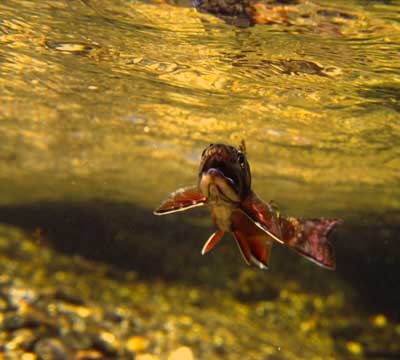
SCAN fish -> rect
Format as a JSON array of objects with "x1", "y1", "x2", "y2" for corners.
[{"x1": 153, "y1": 142, "x2": 341, "y2": 270}]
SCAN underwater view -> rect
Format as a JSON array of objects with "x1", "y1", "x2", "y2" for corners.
[{"x1": 0, "y1": 0, "x2": 400, "y2": 358}]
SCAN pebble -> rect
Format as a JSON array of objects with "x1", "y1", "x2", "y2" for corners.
[
  {"x1": 0, "y1": 297, "x2": 8, "y2": 311},
  {"x1": 167, "y1": 346, "x2": 195, "y2": 360},
  {"x1": 93, "y1": 331, "x2": 119, "y2": 355},
  {"x1": 21, "y1": 353, "x2": 37, "y2": 360},
  {"x1": 8, "y1": 287, "x2": 37, "y2": 307},
  {"x1": 345, "y1": 341, "x2": 363, "y2": 355},
  {"x1": 52, "y1": 289, "x2": 85, "y2": 306},
  {"x1": 74, "y1": 349, "x2": 104, "y2": 360},
  {"x1": 135, "y1": 355, "x2": 159, "y2": 360},
  {"x1": 125, "y1": 335, "x2": 149, "y2": 354},
  {"x1": 57, "y1": 302, "x2": 92, "y2": 319},
  {"x1": 372, "y1": 314, "x2": 387, "y2": 328},
  {"x1": 1, "y1": 312, "x2": 38, "y2": 331},
  {"x1": 34, "y1": 338, "x2": 68, "y2": 360},
  {"x1": 4, "y1": 329, "x2": 37, "y2": 351}
]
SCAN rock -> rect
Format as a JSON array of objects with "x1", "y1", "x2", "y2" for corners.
[
  {"x1": 34, "y1": 338, "x2": 68, "y2": 360},
  {"x1": 345, "y1": 341, "x2": 363, "y2": 356},
  {"x1": 52, "y1": 288, "x2": 85, "y2": 306},
  {"x1": 372, "y1": 314, "x2": 387, "y2": 328},
  {"x1": 0, "y1": 350, "x2": 25, "y2": 359},
  {"x1": 0, "y1": 274, "x2": 11, "y2": 285},
  {"x1": 1, "y1": 312, "x2": 39, "y2": 331},
  {"x1": 125, "y1": 335, "x2": 149, "y2": 354},
  {"x1": 103, "y1": 310, "x2": 123, "y2": 323},
  {"x1": 21, "y1": 353, "x2": 37, "y2": 360},
  {"x1": 59, "y1": 331, "x2": 92, "y2": 352},
  {"x1": 1, "y1": 305, "x2": 58, "y2": 331},
  {"x1": 167, "y1": 346, "x2": 195, "y2": 360},
  {"x1": 7, "y1": 287, "x2": 37, "y2": 307},
  {"x1": 93, "y1": 331, "x2": 119, "y2": 355},
  {"x1": 4, "y1": 329, "x2": 37, "y2": 351},
  {"x1": 74, "y1": 349, "x2": 104, "y2": 360},
  {"x1": 0, "y1": 296, "x2": 8, "y2": 311},
  {"x1": 135, "y1": 354, "x2": 159, "y2": 360}
]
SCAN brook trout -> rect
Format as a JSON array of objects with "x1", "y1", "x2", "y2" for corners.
[{"x1": 154, "y1": 142, "x2": 340, "y2": 270}]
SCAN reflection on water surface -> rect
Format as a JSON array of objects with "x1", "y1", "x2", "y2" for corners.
[{"x1": 0, "y1": 0, "x2": 399, "y2": 359}]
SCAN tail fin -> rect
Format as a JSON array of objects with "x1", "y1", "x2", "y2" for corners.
[{"x1": 280, "y1": 217, "x2": 341, "y2": 269}]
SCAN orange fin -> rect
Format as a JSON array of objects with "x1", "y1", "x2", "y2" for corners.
[
  {"x1": 240, "y1": 191, "x2": 282, "y2": 243},
  {"x1": 231, "y1": 210, "x2": 273, "y2": 270},
  {"x1": 153, "y1": 186, "x2": 206, "y2": 215},
  {"x1": 233, "y1": 229, "x2": 252, "y2": 265},
  {"x1": 201, "y1": 230, "x2": 224, "y2": 255},
  {"x1": 280, "y1": 217, "x2": 340, "y2": 270},
  {"x1": 241, "y1": 191, "x2": 340, "y2": 270}
]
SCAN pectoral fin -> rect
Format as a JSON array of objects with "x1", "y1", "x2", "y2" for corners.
[
  {"x1": 153, "y1": 186, "x2": 206, "y2": 215},
  {"x1": 201, "y1": 230, "x2": 224, "y2": 255},
  {"x1": 240, "y1": 191, "x2": 283, "y2": 243},
  {"x1": 231, "y1": 210, "x2": 273, "y2": 270}
]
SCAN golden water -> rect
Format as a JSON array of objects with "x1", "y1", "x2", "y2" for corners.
[{"x1": 1, "y1": 0, "x2": 399, "y2": 215}]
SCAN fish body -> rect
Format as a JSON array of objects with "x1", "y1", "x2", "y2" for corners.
[{"x1": 154, "y1": 142, "x2": 340, "y2": 270}]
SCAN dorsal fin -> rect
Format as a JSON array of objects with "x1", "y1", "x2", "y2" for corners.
[{"x1": 238, "y1": 139, "x2": 247, "y2": 155}]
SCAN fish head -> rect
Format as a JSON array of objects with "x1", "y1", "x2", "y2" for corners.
[{"x1": 198, "y1": 142, "x2": 251, "y2": 202}]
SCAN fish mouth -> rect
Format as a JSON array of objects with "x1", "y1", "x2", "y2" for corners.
[
  {"x1": 201, "y1": 154, "x2": 240, "y2": 186},
  {"x1": 198, "y1": 143, "x2": 248, "y2": 202},
  {"x1": 199, "y1": 166, "x2": 241, "y2": 203}
]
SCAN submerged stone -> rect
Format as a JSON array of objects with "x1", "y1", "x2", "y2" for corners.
[
  {"x1": 93, "y1": 331, "x2": 119, "y2": 355},
  {"x1": 34, "y1": 339, "x2": 68, "y2": 360},
  {"x1": 168, "y1": 346, "x2": 195, "y2": 360},
  {"x1": 74, "y1": 349, "x2": 104, "y2": 360}
]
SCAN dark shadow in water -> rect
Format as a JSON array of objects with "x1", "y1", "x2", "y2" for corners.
[
  {"x1": 0, "y1": 200, "x2": 399, "y2": 317},
  {"x1": 358, "y1": 84, "x2": 400, "y2": 112},
  {"x1": 0, "y1": 200, "x2": 242, "y2": 286},
  {"x1": 334, "y1": 213, "x2": 400, "y2": 318}
]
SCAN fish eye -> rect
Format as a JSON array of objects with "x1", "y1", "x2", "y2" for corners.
[{"x1": 237, "y1": 152, "x2": 245, "y2": 167}]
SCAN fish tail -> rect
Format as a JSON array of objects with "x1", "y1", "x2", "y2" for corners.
[{"x1": 279, "y1": 217, "x2": 341, "y2": 269}]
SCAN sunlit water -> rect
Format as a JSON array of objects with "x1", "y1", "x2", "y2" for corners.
[{"x1": 0, "y1": 0, "x2": 399, "y2": 359}]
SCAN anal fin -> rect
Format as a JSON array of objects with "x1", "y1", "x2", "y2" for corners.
[{"x1": 231, "y1": 210, "x2": 273, "y2": 270}]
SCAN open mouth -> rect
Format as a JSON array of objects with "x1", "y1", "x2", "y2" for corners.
[
  {"x1": 204, "y1": 168, "x2": 235, "y2": 186},
  {"x1": 199, "y1": 168, "x2": 240, "y2": 203},
  {"x1": 199, "y1": 153, "x2": 242, "y2": 203},
  {"x1": 200, "y1": 158, "x2": 239, "y2": 191}
]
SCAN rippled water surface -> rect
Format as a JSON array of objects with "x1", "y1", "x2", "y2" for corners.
[{"x1": 0, "y1": 0, "x2": 400, "y2": 359}]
